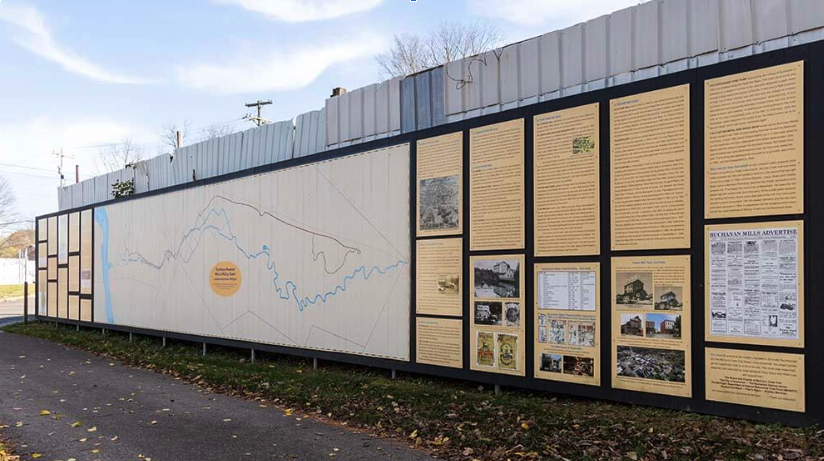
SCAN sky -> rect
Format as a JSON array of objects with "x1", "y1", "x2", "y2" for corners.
[{"x1": 0, "y1": 0, "x2": 640, "y2": 227}]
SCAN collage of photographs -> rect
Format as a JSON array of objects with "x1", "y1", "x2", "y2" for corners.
[
  {"x1": 534, "y1": 264, "x2": 600, "y2": 385},
  {"x1": 536, "y1": 318, "x2": 596, "y2": 378},
  {"x1": 611, "y1": 256, "x2": 692, "y2": 397},
  {"x1": 471, "y1": 256, "x2": 525, "y2": 375},
  {"x1": 615, "y1": 272, "x2": 685, "y2": 383}
]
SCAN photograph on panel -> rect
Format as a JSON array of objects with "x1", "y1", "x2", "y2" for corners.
[
  {"x1": 654, "y1": 285, "x2": 683, "y2": 310},
  {"x1": 474, "y1": 301, "x2": 503, "y2": 326},
  {"x1": 645, "y1": 313, "x2": 682, "y2": 339},
  {"x1": 474, "y1": 259, "x2": 520, "y2": 298},
  {"x1": 616, "y1": 346, "x2": 686, "y2": 383},
  {"x1": 419, "y1": 175, "x2": 460, "y2": 231},
  {"x1": 615, "y1": 272, "x2": 653, "y2": 306}
]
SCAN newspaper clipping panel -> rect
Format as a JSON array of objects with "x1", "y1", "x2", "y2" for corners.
[
  {"x1": 705, "y1": 62, "x2": 803, "y2": 219},
  {"x1": 470, "y1": 254, "x2": 526, "y2": 376},
  {"x1": 705, "y1": 221, "x2": 804, "y2": 347},
  {"x1": 611, "y1": 255, "x2": 692, "y2": 397},
  {"x1": 417, "y1": 132, "x2": 463, "y2": 237},
  {"x1": 534, "y1": 103, "x2": 600, "y2": 257},
  {"x1": 610, "y1": 85, "x2": 690, "y2": 251},
  {"x1": 415, "y1": 238, "x2": 463, "y2": 317},
  {"x1": 416, "y1": 317, "x2": 463, "y2": 369},
  {"x1": 534, "y1": 262, "x2": 600, "y2": 386},
  {"x1": 706, "y1": 348, "x2": 804, "y2": 412},
  {"x1": 469, "y1": 119, "x2": 525, "y2": 251}
]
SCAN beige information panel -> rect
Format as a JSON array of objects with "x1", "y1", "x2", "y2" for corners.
[
  {"x1": 469, "y1": 119, "x2": 525, "y2": 251},
  {"x1": 69, "y1": 295, "x2": 79, "y2": 321},
  {"x1": 610, "y1": 85, "x2": 690, "y2": 251},
  {"x1": 47, "y1": 216, "x2": 57, "y2": 255},
  {"x1": 69, "y1": 212, "x2": 80, "y2": 253},
  {"x1": 705, "y1": 221, "x2": 804, "y2": 347},
  {"x1": 416, "y1": 317, "x2": 463, "y2": 369},
  {"x1": 534, "y1": 262, "x2": 600, "y2": 386},
  {"x1": 80, "y1": 209, "x2": 93, "y2": 294},
  {"x1": 611, "y1": 255, "x2": 691, "y2": 397},
  {"x1": 706, "y1": 348, "x2": 804, "y2": 412},
  {"x1": 416, "y1": 238, "x2": 462, "y2": 316},
  {"x1": 470, "y1": 254, "x2": 525, "y2": 376},
  {"x1": 69, "y1": 255, "x2": 80, "y2": 292},
  {"x1": 47, "y1": 257, "x2": 57, "y2": 280},
  {"x1": 47, "y1": 282, "x2": 57, "y2": 317},
  {"x1": 80, "y1": 298, "x2": 92, "y2": 323},
  {"x1": 58, "y1": 267, "x2": 68, "y2": 319},
  {"x1": 417, "y1": 132, "x2": 462, "y2": 237},
  {"x1": 705, "y1": 62, "x2": 803, "y2": 218},
  {"x1": 534, "y1": 103, "x2": 600, "y2": 256},
  {"x1": 38, "y1": 218, "x2": 47, "y2": 241}
]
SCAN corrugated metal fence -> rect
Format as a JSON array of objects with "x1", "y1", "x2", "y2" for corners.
[
  {"x1": 58, "y1": 113, "x2": 324, "y2": 209},
  {"x1": 58, "y1": 0, "x2": 824, "y2": 211}
]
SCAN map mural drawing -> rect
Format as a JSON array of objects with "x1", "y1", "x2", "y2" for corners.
[{"x1": 93, "y1": 145, "x2": 411, "y2": 360}]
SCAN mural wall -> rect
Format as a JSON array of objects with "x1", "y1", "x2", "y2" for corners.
[{"x1": 91, "y1": 145, "x2": 411, "y2": 360}]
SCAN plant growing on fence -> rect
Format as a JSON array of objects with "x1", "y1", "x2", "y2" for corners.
[{"x1": 111, "y1": 179, "x2": 135, "y2": 198}]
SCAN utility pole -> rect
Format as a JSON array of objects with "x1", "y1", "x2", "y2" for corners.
[
  {"x1": 244, "y1": 100, "x2": 273, "y2": 127},
  {"x1": 53, "y1": 149, "x2": 73, "y2": 187},
  {"x1": 75, "y1": 165, "x2": 80, "y2": 184}
]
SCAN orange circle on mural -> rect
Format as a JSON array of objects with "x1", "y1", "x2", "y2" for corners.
[{"x1": 209, "y1": 261, "x2": 242, "y2": 297}]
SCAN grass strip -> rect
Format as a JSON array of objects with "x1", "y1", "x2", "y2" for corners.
[
  {"x1": 0, "y1": 285, "x2": 23, "y2": 302},
  {"x1": 4, "y1": 322, "x2": 822, "y2": 461}
]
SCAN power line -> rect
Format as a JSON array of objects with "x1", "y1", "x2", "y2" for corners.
[
  {"x1": 0, "y1": 162, "x2": 56, "y2": 173},
  {"x1": 0, "y1": 220, "x2": 34, "y2": 227},
  {"x1": 0, "y1": 170, "x2": 60, "y2": 180}
]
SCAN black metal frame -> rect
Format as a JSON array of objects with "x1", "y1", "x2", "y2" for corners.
[{"x1": 35, "y1": 41, "x2": 824, "y2": 426}]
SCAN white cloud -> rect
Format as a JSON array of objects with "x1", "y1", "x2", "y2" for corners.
[
  {"x1": 176, "y1": 35, "x2": 385, "y2": 93},
  {"x1": 0, "y1": 4, "x2": 151, "y2": 84},
  {"x1": 216, "y1": 0, "x2": 383, "y2": 22},
  {"x1": 468, "y1": 0, "x2": 640, "y2": 27}
]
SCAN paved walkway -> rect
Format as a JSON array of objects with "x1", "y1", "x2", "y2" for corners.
[
  {"x1": 0, "y1": 332, "x2": 435, "y2": 461},
  {"x1": 0, "y1": 297, "x2": 28, "y2": 327}
]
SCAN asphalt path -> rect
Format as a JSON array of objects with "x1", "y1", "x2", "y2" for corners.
[
  {"x1": 0, "y1": 331, "x2": 436, "y2": 461},
  {"x1": 0, "y1": 297, "x2": 28, "y2": 327}
]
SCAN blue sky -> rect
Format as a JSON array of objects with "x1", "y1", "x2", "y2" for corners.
[{"x1": 0, "y1": 0, "x2": 638, "y2": 224}]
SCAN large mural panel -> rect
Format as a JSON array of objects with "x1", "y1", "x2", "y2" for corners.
[{"x1": 93, "y1": 145, "x2": 411, "y2": 360}]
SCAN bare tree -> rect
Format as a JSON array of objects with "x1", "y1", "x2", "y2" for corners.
[
  {"x1": 97, "y1": 138, "x2": 145, "y2": 173},
  {"x1": 159, "y1": 120, "x2": 192, "y2": 152},
  {"x1": 196, "y1": 123, "x2": 237, "y2": 143},
  {"x1": 375, "y1": 21, "x2": 503, "y2": 79},
  {"x1": 0, "y1": 177, "x2": 17, "y2": 228}
]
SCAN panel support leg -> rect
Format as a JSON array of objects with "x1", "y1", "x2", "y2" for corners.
[
  {"x1": 494, "y1": 385, "x2": 501, "y2": 396},
  {"x1": 162, "y1": 337, "x2": 166, "y2": 348},
  {"x1": 76, "y1": 325, "x2": 79, "y2": 332},
  {"x1": 129, "y1": 332, "x2": 133, "y2": 343},
  {"x1": 102, "y1": 328, "x2": 106, "y2": 335},
  {"x1": 313, "y1": 357, "x2": 318, "y2": 370},
  {"x1": 202, "y1": 343, "x2": 207, "y2": 356},
  {"x1": 391, "y1": 369, "x2": 396, "y2": 380},
  {"x1": 251, "y1": 349, "x2": 255, "y2": 364}
]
